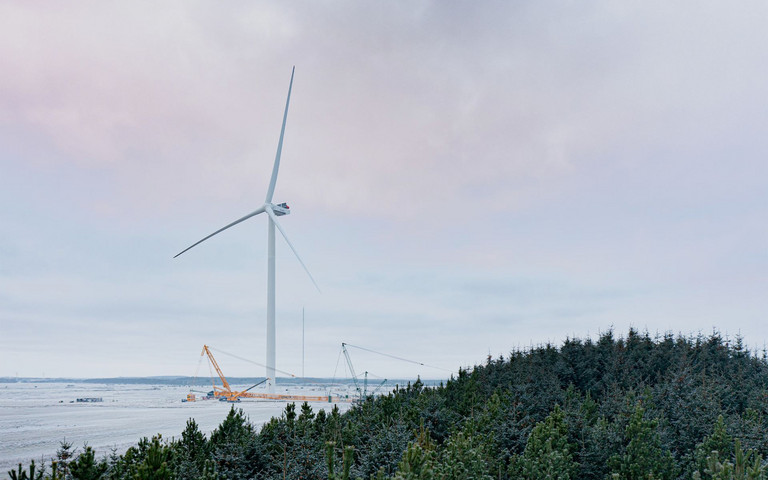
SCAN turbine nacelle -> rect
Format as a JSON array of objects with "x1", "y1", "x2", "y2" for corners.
[{"x1": 271, "y1": 202, "x2": 290, "y2": 216}]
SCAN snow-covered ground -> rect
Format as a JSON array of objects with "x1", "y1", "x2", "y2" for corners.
[{"x1": 0, "y1": 382, "x2": 352, "y2": 473}]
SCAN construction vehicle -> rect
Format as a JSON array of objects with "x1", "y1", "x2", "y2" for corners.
[{"x1": 182, "y1": 390, "x2": 215, "y2": 402}]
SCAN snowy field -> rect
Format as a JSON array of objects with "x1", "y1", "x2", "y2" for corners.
[{"x1": 0, "y1": 382, "x2": 353, "y2": 473}]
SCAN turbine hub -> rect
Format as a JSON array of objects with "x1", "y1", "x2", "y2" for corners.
[{"x1": 273, "y1": 202, "x2": 290, "y2": 216}]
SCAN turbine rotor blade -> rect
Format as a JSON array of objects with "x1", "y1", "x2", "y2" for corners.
[
  {"x1": 174, "y1": 206, "x2": 266, "y2": 258},
  {"x1": 265, "y1": 206, "x2": 321, "y2": 293},
  {"x1": 265, "y1": 66, "x2": 295, "y2": 203}
]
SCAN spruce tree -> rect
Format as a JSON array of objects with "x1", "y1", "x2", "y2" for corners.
[
  {"x1": 171, "y1": 419, "x2": 209, "y2": 480},
  {"x1": 208, "y1": 406, "x2": 266, "y2": 479}
]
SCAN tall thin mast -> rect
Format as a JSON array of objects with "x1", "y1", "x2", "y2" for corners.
[{"x1": 302, "y1": 307, "x2": 305, "y2": 379}]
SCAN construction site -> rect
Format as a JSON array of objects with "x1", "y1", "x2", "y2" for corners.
[
  {"x1": 181, "y1": 343, "x2": 398, "y2": 405},
  {"x1": 173, "y1": 70, "x2": 447, "y2": 407}
]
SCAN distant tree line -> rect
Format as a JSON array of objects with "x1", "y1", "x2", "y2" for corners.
[{"x1": 8, "y1": 329, "x2": 768, "y2": 479}]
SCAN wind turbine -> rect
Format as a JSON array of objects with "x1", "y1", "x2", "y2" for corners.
[{"x1": 174, "y1": 67, "x2": 319, "y2": 392}]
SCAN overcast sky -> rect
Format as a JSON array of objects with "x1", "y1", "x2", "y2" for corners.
[{"x1": 1, "y1": 1, "x2": 766, "y2": 380}]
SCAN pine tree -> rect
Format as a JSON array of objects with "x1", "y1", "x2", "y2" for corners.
[
  {"x1": 69, "y1": 446, "x2": 108, "y2": 480},
  {"x1": 693, "y1": 438, "x2": 767, "y2": 480},
  {"x1": 392, "y1": 423, "x2": 435, "y2": 480},
  {"x1": 133, "y1": 436, "x2": 172, "y2": 480},
  {"x1": 326, "y1": 442, "x2": 353, "y2": 480},
  {"x1": 47, "y1": 460, "x2": 65, "y2": 480},
  {"x1": 607, "y1": 403, "x2": 676, "y2": 480},
  {"x1": 693, "y1": 415, "x2": 735, "y2": 475},
  {"x1": 509, "y1": 404, "x2": 578, "y2": 480},
  {"x1": 431, "y1": 430, "x2": 493, "y2": 480},
  {"x1": 8, "y1": 460, "x2": 44, "y2": 480}
]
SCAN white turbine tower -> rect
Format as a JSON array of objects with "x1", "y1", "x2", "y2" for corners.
[{"x1": 174, "y1": 67, "x2": 319, "y2": 392}]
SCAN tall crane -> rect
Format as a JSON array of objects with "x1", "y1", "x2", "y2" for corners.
[
  {"x1": 341, "y1": 343, "x2": 362, "y2": 397},
  {"x1": 194, "y1": 345, "x2": 347, "y2": 403},
  {"x1": 341, "y1": 342, "x2": 387, "y2": 400},
  {"x1": 202, "y1": 345, "x2": 234, "y2": 399}
]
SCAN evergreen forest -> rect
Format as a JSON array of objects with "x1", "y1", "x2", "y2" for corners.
[{"x1": 8, "y1": 329, "x2": 768, "y2": 480}]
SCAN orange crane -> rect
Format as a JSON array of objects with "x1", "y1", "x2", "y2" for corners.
[
  {"x1": 202, "y1": 344, "x2": 235, "y2": 400},
  {"x1": 197, "y1": 345, "x2": 348, "y2": 403}
]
